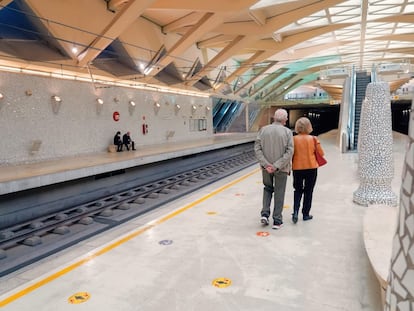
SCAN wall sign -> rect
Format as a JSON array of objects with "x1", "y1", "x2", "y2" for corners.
[{"x1": 113, "y1": 111, "x2": 120, "y2": 121}]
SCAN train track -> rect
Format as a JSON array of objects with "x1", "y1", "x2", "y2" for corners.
[{"x1": 0, "y1": 146, "x2": 257, "y2": 276}]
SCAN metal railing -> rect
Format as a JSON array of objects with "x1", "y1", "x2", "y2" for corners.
[{"x1": 347, "y1": 66, "x2": 357, "y2": 151}]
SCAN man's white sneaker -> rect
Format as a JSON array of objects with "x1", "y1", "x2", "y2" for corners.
[
  {"x1": 272, "y1": 223, "x2": 283, "y2": 230},
  {"x1": 260, "y1": 216, "x2": 269, "y2": 226}
]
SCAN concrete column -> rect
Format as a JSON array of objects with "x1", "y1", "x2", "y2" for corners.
[
  {"x1": 384, "y1": 102, "x2": 414, "y2": 310},
  {"x1": 353, "y1": 81, "x2": 398, "y2": 206}
]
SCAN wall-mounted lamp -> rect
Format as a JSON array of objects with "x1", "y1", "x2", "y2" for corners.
[
  {"x1": 174, "y1": 104, "x2": 181, "y2": 115},
  {"x1": 205, "y1": 106, "x2": 211, "y2": 116},
  {"x1": 191, "y1": 104, "x2": 197, "y2": 115},
  {"x1": 154, "y1": 102, "x2": 161, "y2": 115},
  {"x1": 0, "y1": 93, "x2": 3, "y2": 100},
  {"x1": 129, "y1": 100, "x2": 136, "y2": 116},
  {"x1": 96, "y1": 98, "x2": 104, "y2": 115},
  {"x1": 51, "y1": 95, "x2": 63, "y2": 114},
  {"x1": 52, "y1": 95, "x2": 62, "y2": 102}
]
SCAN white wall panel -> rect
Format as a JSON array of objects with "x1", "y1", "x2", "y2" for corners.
[{"x1": 0, "y1": 72, "x2": 212, "y2": 165}]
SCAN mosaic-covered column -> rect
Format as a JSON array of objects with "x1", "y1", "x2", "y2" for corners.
[
  {"x1": 353, "y1": 81, "x2": 398, "y2": 206},
  {"x1": 384, "y1": 103, "x2": 414, "y2": 310}
]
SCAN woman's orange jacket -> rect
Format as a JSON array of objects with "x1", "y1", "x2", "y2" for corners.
[{"x1": 292, "y1": 134, "x2": 325, "y2": 170}]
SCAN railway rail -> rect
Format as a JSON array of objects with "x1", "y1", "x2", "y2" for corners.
[{"x1": 0, "y1": 144, "x2": 257, "y2": 276}]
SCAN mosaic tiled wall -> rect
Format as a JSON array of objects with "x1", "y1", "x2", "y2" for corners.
[
  {"x1": 353, "y1": 82, "x2": 398, "y2": 206},
  {"x1": 0, "y1": 71, "x2": 212, "y2": 165},
  {"x1": 384, "y1": 101, "x2": 414, "y2": 310}
]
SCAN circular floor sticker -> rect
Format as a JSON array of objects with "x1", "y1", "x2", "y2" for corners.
[
  {"x1": 159, "y1": 239, "x2": 173, "y2": 245},
  {"x1": 212, "y1": 277, "x2": 232, "y2": 288},
  {"x1": 256, "y1": 231, "x2": 270, "y2": 237},
  {"x1": 68, "y1": 292, "x2": 90, "y2": 304},
  {"x1": 283, "y1": 205, "x2": 290, "y2": 209},
  {"x1": 206, "y1": 211, "x2": 217, "y2": 215}
]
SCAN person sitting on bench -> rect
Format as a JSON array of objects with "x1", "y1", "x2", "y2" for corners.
[
  {"x1": 123, "y1": 131, "x2": 136, "y2": 151},
  {"x1": 114, "y1": 131, "x2": 123, "y2": 152}
]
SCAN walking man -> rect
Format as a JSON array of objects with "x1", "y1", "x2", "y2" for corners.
[{"x1": 254, "y1": 109, "x2": 294, "y2": 229}]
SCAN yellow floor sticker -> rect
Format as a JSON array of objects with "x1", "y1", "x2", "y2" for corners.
[
  {"x1": 212, "y1": 278, "x2": 232, "y2": 288},
  {"x1": 68, "y1": 292, "x2": 90, "y2": 304}
]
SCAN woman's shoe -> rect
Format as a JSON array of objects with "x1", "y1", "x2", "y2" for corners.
[
  {"x1": 292, "y1": 212, "x2": 298, "y2": 224},
  {"x1": 303, "y1": 215, "x2": 313, "y2": 221}
]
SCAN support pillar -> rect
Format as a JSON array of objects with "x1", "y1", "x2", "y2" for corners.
[
  {"x1": 353, "y1": 81, "x2": 398, "y2": 206},
  {"x1": 384, "y1": 101, "x2": 414, "y2": 310}
]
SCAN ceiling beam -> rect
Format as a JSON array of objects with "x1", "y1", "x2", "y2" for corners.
[
  {"x1": 234, "y1": 61, "x2": 277, "y2": 95},
  {"x1": 273, "y1": 41, "x2": 350, "y2": 62},
  {"x1": 360, "y1": 0, "x2": 369, "y2": 68},
  {"x1": 215, "y1": 50, "x2": 276, "y2": 91},
  {"x1": 373, "y1": 13, "x2": 414, "y2": 24},
  {"x1": 197, "y1": 35, "x2": 238, "y2": 49},
  {"x1": 162, "y1": 12, "x2": 205, "y2": 33},
  {"x1": 77, "y1": 0, "x2": 156, "y2": 67},
  {"x1": 372, "y1": 33, "x2": 414, "y2": 43},
  {"x1": 249, "y1": 71, "x2": 284, "y2": 97},
  {"x1": 0, "y1": 1, "x2": 13, "y2": 8},
  {"x1": 214, "y1": 50, "x2": 266, "y2": 91},
  {"x1": 185, "y1": 35, "x2": 253, "y2": 86},
  {"x1": 251, "y1": 23, "x2": 354, "y2": 54},
  {"x1": 149, "y1": 0, "x2": 258, "y2": 12},
  {"x1": 143, "y1": 12, "x2": 224, "y2": 82},
  {"x1": 216, "y1": 0, "x2": 349, "y2": 36}
]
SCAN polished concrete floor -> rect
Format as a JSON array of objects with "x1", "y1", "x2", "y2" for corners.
[{"x1": 0, "y1": 130, "x2": 407, "y2": 310}]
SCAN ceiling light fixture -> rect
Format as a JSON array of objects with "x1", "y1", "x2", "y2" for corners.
[{"x1": 0, "y1": 65, "x2": 210, "y2": 98}]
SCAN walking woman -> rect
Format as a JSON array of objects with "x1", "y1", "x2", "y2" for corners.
[{"x1": 291, "y1": 117, "x2": 325, "y2": 223}]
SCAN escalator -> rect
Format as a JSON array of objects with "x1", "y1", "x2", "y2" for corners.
[
  {"x1": 353, "y1": 72, "x2": 371, "y2": 149},
  {"x1": 213, "y1": 98, "x2": 242, "y2": 133}
]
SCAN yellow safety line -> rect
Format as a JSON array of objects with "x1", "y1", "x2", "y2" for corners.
[{"x1": 0, "y1": 168, "x2": 259, "y2": 307}]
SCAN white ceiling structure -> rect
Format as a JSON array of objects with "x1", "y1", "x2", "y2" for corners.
[{"x1": 0, "y1": 0, "x2": 413, "y2": 102}]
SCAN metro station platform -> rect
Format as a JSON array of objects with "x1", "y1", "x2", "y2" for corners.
[
  {"x1": 0, "y1": 132, "x2": 256, "y2": 195},
  {"x1": 0, "y1": 130, "x2": 407, "y2": 310}
]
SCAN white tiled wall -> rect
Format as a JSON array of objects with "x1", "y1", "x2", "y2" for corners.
[{"x1": 0, "y1": 71, "x2": 213, "y2": 165}]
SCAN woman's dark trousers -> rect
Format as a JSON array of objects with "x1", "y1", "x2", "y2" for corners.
[{"x1": 293, "y1": 168, "x2": 317, "y2": 216}]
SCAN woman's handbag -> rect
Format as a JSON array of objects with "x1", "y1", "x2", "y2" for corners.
[{"x1": 313, "y1": 137, "x2": 327, "y2": 167}]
